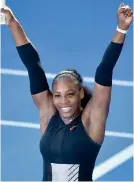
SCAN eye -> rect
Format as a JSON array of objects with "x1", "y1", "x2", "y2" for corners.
[
  {"x1": 68, "y1": 93, "x2": 75, "y2": 96},
  {"x1": 54, "y1": 94, "x2": 60, "y2": 98}
]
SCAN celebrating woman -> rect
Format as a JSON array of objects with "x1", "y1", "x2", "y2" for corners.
[{"x1": 2, "y1": 3, "x2": 133, "y2": 181}]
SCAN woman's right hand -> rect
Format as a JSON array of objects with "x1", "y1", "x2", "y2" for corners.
[{"x1": 1, "y1": 6, "x2": 17, "y2": 26}]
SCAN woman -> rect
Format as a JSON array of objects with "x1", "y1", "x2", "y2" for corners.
[{"x1": 2, "y1": 3, "x2": 133, "y2": 181}]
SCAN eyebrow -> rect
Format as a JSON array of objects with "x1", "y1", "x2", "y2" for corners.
[{"x1": 54, "y1": 89, "x2": 76, "y2": 94}]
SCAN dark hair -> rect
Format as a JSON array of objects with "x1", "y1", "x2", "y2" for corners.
[
  {"x1": 52, "y1": 69, "x2": 92, "y2": 108},
  {"x1": 81, "y1": 85, "x2": 92, "y2": 108}
]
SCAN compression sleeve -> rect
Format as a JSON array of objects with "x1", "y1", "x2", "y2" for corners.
[
  {"x1": 16, "y1": 43, "x2": 49, "y2": 95},
  {"x1": 95, "y1": 42, "x2": 123, "y2": 86}
]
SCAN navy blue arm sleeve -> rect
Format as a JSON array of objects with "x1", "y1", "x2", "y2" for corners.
[
  {"x1": 95, "y1": 42, "x2": 124, "y2": 86},
  {"x1": 16, "y1": 43, "x2": 49, "y2": 95}
]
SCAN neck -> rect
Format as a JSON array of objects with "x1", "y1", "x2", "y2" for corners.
[{"x1": 62, "y1": 109, "x2": 82, "y2": 125}]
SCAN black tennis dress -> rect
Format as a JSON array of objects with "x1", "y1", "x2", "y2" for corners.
[{"x1": 40, "y1": 112, "x2": 101, "y2": 181}]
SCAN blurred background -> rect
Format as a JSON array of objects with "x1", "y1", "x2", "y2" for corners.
[{"x1": 1, "y1": 0, "x2": 133, "y2": 181}]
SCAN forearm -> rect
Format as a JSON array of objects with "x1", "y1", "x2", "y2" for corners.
[
  {"x1": 112, "y1": 30, "x2": 126, "y2": 43},
  {"x1": 95, "y1": 2, "x2": 133, "y2": 87},
  {"x1": 17, "y1": 43, "x2": 49, "y2": 94},
  {"x1": 95, "y1": 30, "x2": 124, "y2": 87},
  {"x1": 8, "y1": 19, "x2": 29, "y2": 46},
  {"x1": 8, "y1": 19, "x2": 49, "y2": 94}
]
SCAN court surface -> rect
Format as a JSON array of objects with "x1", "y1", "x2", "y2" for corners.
[{"x1": 1, "y1": 0, "x2": 133, "y2": 181}]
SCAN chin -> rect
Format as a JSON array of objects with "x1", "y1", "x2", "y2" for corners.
[{"x1": 60, "y1": 111, "x2": 74, "y2": 120}]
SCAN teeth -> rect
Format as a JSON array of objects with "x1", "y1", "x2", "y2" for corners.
[{"x1": 61, "y1": 107, "x2": 72, "y2": 112}]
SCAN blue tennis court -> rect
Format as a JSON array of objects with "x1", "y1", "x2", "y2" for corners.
[{"x1": 1, "y1": 0, "x2": 133, "y2": 181}]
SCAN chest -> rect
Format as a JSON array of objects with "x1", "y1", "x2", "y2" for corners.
[{"x1": 40, "y1": 121, "x2": 97, "y2": 164}]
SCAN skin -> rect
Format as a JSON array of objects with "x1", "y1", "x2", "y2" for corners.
[
  {"x1": 52, "y1": 76, "x2": 84, "y2": 124},
  {"x1": 2, "y1": 3, "x2": 133, "y2": 144}
]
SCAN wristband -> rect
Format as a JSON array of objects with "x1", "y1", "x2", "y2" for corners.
[{"x1": 116, "y1": 26, "x2": 128, "y2": 34}]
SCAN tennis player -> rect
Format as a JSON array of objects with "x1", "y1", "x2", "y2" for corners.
[{"x1": 2, "y1": 3, "x2": 133, "y2": 181}]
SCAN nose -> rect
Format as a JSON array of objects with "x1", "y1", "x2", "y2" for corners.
[{"x1": 60, "y1": 96, "x2": 70, "y2": 105}]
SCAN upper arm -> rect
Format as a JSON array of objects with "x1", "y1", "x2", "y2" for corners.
[
  {"x1": 16, "y1": 41, "x2": 56, "y2": 133},
  {"x1": 32, "y1": 90, "x2": 56, "y2": 134},
  {"x1": 82, "y1": 83, "x2": 112, "y2": 144}
]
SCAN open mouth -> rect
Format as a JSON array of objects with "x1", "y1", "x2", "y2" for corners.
[{"x1": 60, "y1": 107, "x2": 72, "y2": 113}]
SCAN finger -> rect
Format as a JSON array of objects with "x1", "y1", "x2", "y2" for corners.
[
  {"x1": 128, "y1": 11, "x2": 133, "y2": 17},
  {"x1": 119, "y1": 4, "x2": 128, "y2": 10},
  {"x1": 126, "y1": 8, "x2": 131, "y2": 16},
  {"x1": 126, "y1": 6, "x2": 131, "y2": 12},
  {"x1": 119, "y1": 7, "x2": 128, "y2": 14},
  {"x1": 125, "y1": 7, "x2": 132, "y2": 17},
  {"x1": 1, "y1": 6, "x2": 11, "y2": 14},
  {"x1": 119, "y1": 3, "x2": 126, "y2": 11},
  {"x1": 2, "y1": 6, "x2": 9, "y2": 11},
  {"x1": 120, "y1": 4, "x2": 130, "y2": 10},
  {"x1": 125, "y1": 5, "x2": 130, "y2": 9},
  {"x1": 119, "y1": 3, "x2": 129, "y2": 10},
  {"x1": 119, "y1": 5, "x2": 131, "y2": 15},
  {"x1": 0, "y1": 8, "x2": 6, "y2": 13}
]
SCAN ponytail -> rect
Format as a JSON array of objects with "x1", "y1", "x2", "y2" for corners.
[{"x1": 81, "y1": 85, "x2": 92, "y2": 109}]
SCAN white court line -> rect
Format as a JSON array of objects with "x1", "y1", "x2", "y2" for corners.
[
  {"x1": 1, "y1": 120, "x2": 133, "y2": 180},
  {"x1": 0, "y1": 120, "x2": 134, "y2": 139},
  {"x1": 93, "y1": 144, "x2": 134, "y2": 180},
  {"x1": 0, "y1": 68, "x2": 133, "y2": 87}
]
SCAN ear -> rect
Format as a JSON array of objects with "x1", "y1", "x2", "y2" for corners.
[{"x1": 80, "y1": 87, "x2": 84, "y2": 99}]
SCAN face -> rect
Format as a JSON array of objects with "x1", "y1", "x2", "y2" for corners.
[{"x1": 53, "y1": 77, "x2": 84, "y2": 121}]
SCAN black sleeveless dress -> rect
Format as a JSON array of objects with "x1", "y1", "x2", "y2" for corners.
[{"x1": 40, "y1": 112, "x2": 101, "y2": 181}]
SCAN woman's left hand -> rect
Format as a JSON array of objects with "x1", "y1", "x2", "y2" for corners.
[{"x1": 117, "y1": 3, "x2": 133, "y2": 30}]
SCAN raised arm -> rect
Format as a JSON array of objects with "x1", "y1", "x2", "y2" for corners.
[
  {"x1": 82, "y1": 4, "x2": 133, "y2": 144},
  {"x1": 2, "y1": 7, "x2": 56, "y2": 134}
]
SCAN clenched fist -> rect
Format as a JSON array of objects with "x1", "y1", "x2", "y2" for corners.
[
  {"x1": 117, "y1": 3, "x2": 133, "y2": 30},
  {"x1": 1, "y1": 6, "x2": 17, "y2": 26}
]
